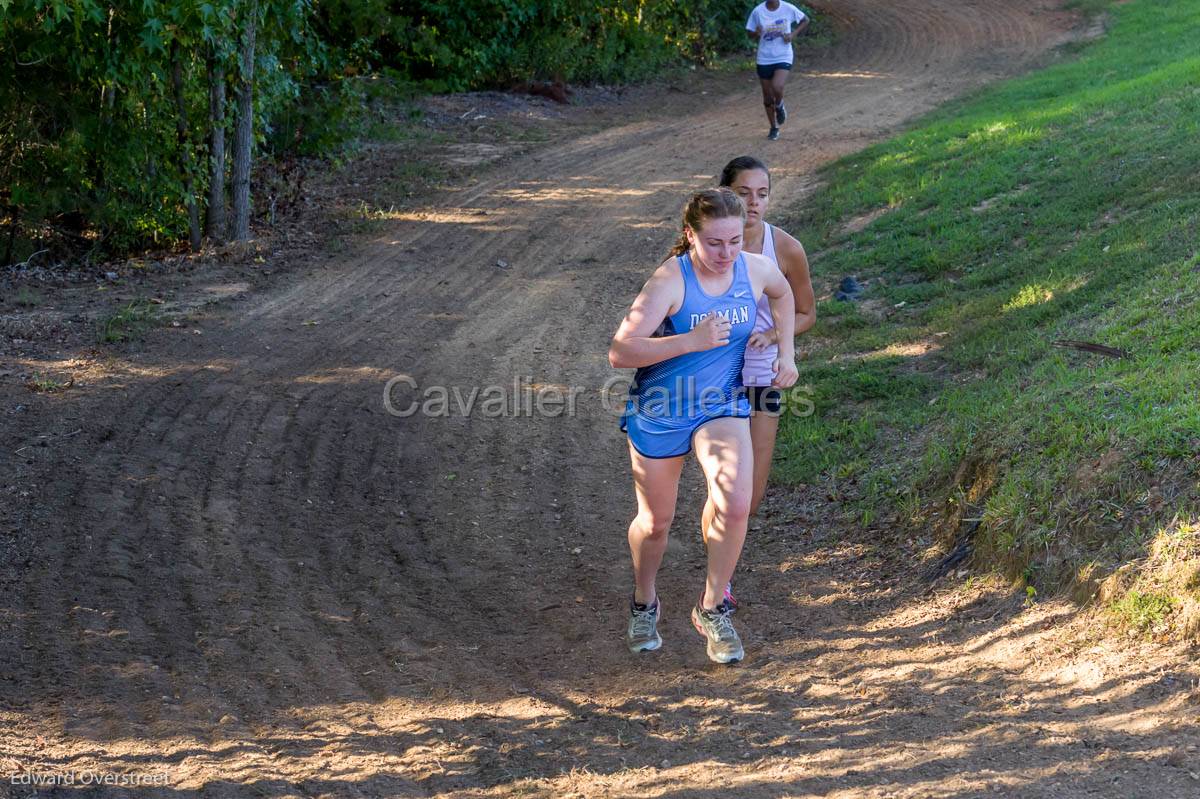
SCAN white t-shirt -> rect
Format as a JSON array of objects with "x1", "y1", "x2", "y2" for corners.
[{"x1": 746, "y1": 2, "x2": 807, "y2": 65}]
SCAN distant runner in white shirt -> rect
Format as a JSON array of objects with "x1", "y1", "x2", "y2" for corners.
[{"x1": 746, "y1": 0, "x2": 809, "y2": 140}]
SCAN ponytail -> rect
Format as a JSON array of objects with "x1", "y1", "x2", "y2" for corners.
[{"x1": 668, "y1": 234, "x2": 690, "y2": 258}]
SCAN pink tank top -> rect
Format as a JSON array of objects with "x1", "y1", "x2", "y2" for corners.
[{"x1": 742, "y1": 223, "x2": 782, "y2": 387}]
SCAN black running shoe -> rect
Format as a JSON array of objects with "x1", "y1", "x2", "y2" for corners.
[
  {"x1": 776, "y1": 102, "x2": 787, "y2": 126},
  {"x1": 767, "y1": 127, "x2": 780, "y2": 141}
]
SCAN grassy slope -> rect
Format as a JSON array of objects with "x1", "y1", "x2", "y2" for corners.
[{"x1": 775, "y1": 0, "x2": 1200, "y2": 632}]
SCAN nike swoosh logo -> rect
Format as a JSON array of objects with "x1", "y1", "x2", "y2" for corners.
[{"x1": 734, "y1": 290, "x2": 749, "y2": 298}]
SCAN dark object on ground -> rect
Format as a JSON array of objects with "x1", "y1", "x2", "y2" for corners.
[
  {"x1": 924, "y1": 517, "x2": 981, "y2": 586},
  {"x1": 514, "y1": 80, "x2": 573, "y2": 104},
  {"x1": 834, "y1": 275, "x2": 863, "y2": 301},
  {"x1": 1052, "y1": 339, "x2": 1130, "y2": 359}
]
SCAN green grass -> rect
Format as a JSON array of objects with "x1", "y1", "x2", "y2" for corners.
[
  {"x1": 25, "y1": 373, "x2": 72, "y2": 393},
  {"x1": 1111, "y1": 590, "x2": 1176, "y2": 633},
  {"x1": 97, "y1": 299, "x2": 159, "y2": 344},
  {"x1": 775, "y1": 0, "x2": 1200, "y2": 603}
]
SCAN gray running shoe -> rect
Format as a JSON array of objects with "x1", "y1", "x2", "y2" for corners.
[
  {"x1": 776, "y1": 102, "x2": 787, "y2": 126},
  {"x1": 627, "y1": 598, "x2": 662, "y2": 653},
  {"x1": 691, "y1": 601, "x2": 744, "y2": 664},
  {"x1": 767, "y1": 127, "x2": 780, "y2": 141}
]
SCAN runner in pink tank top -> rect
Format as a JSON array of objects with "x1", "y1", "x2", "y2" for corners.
[
  {"x1": 700, "y1": 157, "x2": 815, "y2": 611},
  {"x1": 742, "y1": 221, "x2": 784, "y2": 388}
]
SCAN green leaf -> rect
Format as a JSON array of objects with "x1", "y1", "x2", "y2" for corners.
[{"x1": 140, "y1": 27, "x2": 164, "y2": 53}]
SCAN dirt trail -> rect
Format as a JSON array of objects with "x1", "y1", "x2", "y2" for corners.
[{"x1": 3, "y1": 2, "x2": 1199, "y2": 797}]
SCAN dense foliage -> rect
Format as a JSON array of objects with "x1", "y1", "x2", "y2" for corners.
[
  {"x1": 0, "y1": 0, "x2": 756, "y2": 265},
  {"x1": 1, "y1": 0, "x2": 320, "y2": 260},
  {"x1": 313, "y1": 0, "x2": 753, "y2": 90}
]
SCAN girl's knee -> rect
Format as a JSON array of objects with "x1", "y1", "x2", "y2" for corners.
[
  {"x1": 728, "y1": 495, "x2": 753, "y2": 523},
  {"x1": 711, "y1": 491, "x2": 752, "y2": 524},
  {"x1": 637, "y1": 511, "x2": 674, "y2": 538}
]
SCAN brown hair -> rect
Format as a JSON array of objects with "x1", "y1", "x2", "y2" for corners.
[
  {"x1": 719, "y1": 155, "x2": 770, "y2": 189},
  {"x1": 668, "y1": 187, "x2": 746, "y2": 257}
]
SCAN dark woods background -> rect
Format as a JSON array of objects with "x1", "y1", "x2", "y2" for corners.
[{"x1": 0, "y1": 0, "x2": 757, "y2": 266}]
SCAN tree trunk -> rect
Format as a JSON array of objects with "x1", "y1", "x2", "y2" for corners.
[
  {"x1": 204, "y1": 46, "x2": 227, "y2": 242},
  {"x1": 171, "y1": 40, "x2": 202, "y2": 252},
  {"x1": 230, "y1": 0, "x2": 259, "y2": 242},
  {"x1": 2, "y1": 204, "x2": 16, "y2": 268}
]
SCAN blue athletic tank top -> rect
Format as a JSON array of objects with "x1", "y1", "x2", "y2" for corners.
[{"x1": 628, "y1": 252, "x2": 756, "y2": 418}]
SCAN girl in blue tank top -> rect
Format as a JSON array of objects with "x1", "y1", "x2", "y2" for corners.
[
  {"x1": 609, "y1": 188, "x2": 799, "y2": 664},
  {"x1": 620, "y1": 249, "x2": 756, "y2": 455}
]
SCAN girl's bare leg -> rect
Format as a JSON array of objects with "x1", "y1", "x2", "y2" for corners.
[
  {"x1": 628, "y1": 444, "x2": 685, "y2": 605},
  {"x1": 692, "y1": 417, "x2": 754, "y2": 610}
]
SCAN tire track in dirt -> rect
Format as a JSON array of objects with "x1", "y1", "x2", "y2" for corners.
[
  {"x1": 8, "y1": 2, "x2": 1177, "y2": 798},
  {"x1": 94, "y1": 385, "x2": 262, "y2": 718}
]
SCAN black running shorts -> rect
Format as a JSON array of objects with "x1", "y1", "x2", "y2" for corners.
[
  {"x1": 746, "y1": 386, "x2": 784, "y2": 416},
  {"x1": 756, "y1": 62, "x2": 792, "y2": 80}
]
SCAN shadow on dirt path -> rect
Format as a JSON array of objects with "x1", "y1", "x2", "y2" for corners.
[{"x1": 4, "y1": 1, "x2": 1200, "y2": 797}]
